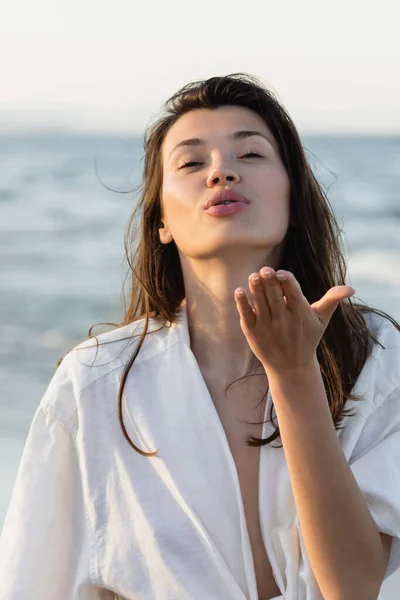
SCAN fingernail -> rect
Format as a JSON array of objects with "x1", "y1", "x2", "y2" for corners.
[
  {"x1": 276, "y1": 272, "x2": 288, "y2": 281},
  {"x1": 260, "y1": 268, "x2": 273, "y2": 278}
]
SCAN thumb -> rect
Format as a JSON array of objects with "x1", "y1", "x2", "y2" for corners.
[{"x1": 311, "y1": 285, "x2": 356, "y2": 325}]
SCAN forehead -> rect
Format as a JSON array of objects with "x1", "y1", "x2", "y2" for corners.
[{"x1": 162, "y1": 105, "x2": 275, "y2": 159}]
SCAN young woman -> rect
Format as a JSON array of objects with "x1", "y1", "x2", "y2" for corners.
[{"x1": 0, "y1": 73, "x2": 399, "y2": 600}]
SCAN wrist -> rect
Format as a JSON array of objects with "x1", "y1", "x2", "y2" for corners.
[{"x1": 264, "y1": 354, "x2": 320, "y2": 382}]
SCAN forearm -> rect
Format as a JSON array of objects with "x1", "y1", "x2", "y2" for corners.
[{"x1": 267, "y1": 360, "x2": 386, "y2": 600}]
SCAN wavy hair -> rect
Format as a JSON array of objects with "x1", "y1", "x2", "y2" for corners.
[{"x1": 59, "y1": 73, "x2": 399, "y2": 457}]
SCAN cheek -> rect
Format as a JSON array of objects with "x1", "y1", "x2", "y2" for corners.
[
  {"x1": 260, "y1": 168, "x2": 290, "y2": 216},
  {"x1": 161, "y1": 180, "x2": 200, "y2": 241},
  {"x1": 161, "y1": 176, "x2": 187, "y2": 220}
]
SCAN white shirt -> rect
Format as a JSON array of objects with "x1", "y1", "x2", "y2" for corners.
[{"x1": 0, "y1": 300, "x2": 399, "y2": 600}]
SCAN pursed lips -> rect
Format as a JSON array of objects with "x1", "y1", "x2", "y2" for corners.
[{"x1": 204, "y1": 189, "x2": 249, "y2": 209}]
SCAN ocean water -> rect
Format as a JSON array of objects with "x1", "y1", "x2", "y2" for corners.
[{"x1": 0, "y1": 133, "x2": 399, "y2": 596}]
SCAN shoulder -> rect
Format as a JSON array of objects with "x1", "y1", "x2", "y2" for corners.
[
  {"x1": 339, "y1": 310, "x2": 400, "y2": 450},
  {"x1": 40, "y1": 314, "x2": 173, "y2": 429},
  {"x1": 360, "y1": 310, "x2": 400, "y2": 399},
  {"x1": 362, "y1": 309, "x2": 400, "y2": 345}
]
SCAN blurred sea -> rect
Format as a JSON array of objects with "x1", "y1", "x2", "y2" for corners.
[{"x1": 0, "y1": 133, "x2": 399, "y2": 596}]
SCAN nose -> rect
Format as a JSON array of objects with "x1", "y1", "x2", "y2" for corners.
[{"x1": 206, "y1": 162, "x2": 240, "y2": 187}]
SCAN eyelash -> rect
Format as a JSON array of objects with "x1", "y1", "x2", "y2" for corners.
[{"x1": 178, "y1": 152, "x2": 264, "y2": 170}]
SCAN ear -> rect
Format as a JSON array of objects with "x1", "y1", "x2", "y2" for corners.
[{"x1": 159, "y1": 222, "x2": 174, "y2": 245}]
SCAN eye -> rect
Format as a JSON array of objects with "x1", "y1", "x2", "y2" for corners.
[
  {"x1": 240, "y1": 152, "x2": 264, "y2": 159},
  {"x1": 178, "y1": 160, "x2": 202, "y2": 169},
  {"x1": 178, "y1": 152, "x2": 264, "y2": 170}
]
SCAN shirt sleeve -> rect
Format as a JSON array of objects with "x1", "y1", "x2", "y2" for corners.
[
  {"x1": 350, "y1": 384, "x2": 400, "y2": 580},
  {"x1": 0, "y1": 404, "x2": 110, "y2": 600}
]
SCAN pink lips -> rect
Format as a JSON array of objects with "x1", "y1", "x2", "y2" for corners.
[
  {"x1": 204, "y1": 202, "x2": 248, "y2": 216},
  {"x1": 204, "y1": 189, "x2": 249, "y2": 210}
]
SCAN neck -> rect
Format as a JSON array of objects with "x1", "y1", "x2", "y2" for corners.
[{"x1": 181, "y1": 250, "x2": 280, "y2": 380}]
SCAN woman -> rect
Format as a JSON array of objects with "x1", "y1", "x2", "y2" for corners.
[{"x1": 0, "y1": 73, "x2": 399, "y2": 600}]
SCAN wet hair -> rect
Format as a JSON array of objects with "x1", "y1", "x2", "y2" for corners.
[{"x1": 60, "y1": 73, "x2": 399, "y2": 456}]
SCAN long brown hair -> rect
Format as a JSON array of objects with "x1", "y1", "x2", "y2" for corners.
[{"x1": 60, "y1": 73, "x2": 400, "y2": 457}]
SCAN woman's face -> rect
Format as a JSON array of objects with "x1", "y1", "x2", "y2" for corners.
[{"x1": 160, "y1": 105, "x2": 291, "y2": 264}]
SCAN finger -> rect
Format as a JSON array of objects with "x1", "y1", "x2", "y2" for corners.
[
  {"x1": 311, "y1": 285, "x2": 356, "y2": 325},
  {"x1": 275, "y1": 270, "x2": 307, "y2": 312},
  {"x1": 248, "y1": 273, "x2": 271, "y2": 320},
  {"x1": 260, "y1": 267, "x2": 286, "y2": 320},
  {"x1": 234, "y1": 288, "x2": 256, "y2": 329}
]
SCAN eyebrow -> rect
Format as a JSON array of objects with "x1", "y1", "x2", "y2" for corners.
[{"x1": 168, "y1": 130, "x2": 275, "y2": 159}]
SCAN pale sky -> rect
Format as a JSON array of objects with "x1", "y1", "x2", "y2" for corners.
[{"x1": 1, "y1": 0, "x2": 399, "y2": 135}]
